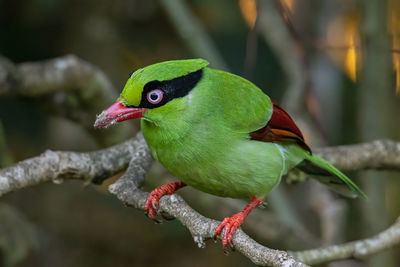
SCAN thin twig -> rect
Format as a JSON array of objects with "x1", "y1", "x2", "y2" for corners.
[
  {"x1": 159, "y1": 0, "x2": 229, "y2": 70},
  {"x1": 257, "y1": 0, "x2": 304, "y2": 113}
]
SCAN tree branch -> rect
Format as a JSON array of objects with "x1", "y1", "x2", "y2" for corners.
[
  {"x1": 0, "y1": 133, "x2": 146, "y2": 197},
  {"x1": 313, "y1": 139, "x2": 400, "y2": 171},
  {"x1": 257, "y1": 0, "x2": 305, "y2": 113},
  {"x1": 1, "y1": 137, "x2": 400, "y2": 266},
  {"x1": 0, "y1": 55, "x2": 132, "y2": 145},
  {"x1": 291, "y1": 216, "x2": 400, "y2": 265},
  {"x1": 108, "y1": 146, "x2": 308, "y2": 267},
  {"x1": 159, "y1": 0, "x2": 229, "y2": 70}
]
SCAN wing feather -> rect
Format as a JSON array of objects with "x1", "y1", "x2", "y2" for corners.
[{"x1": 249, "y1": 99, "x2": 312, "y2": 153}]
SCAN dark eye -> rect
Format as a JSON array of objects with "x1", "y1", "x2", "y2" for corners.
[{"x1": 146, "y1": 89, "x2": 164, "y2": 104}]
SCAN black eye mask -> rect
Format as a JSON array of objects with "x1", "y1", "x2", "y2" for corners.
[{"x1": 137, "y1": 69, "x2": 203, "y2": 109}]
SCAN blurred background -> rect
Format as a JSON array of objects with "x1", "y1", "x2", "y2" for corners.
[{"x1": 1, "y1": 0, "x2": 400, "y2": 266}]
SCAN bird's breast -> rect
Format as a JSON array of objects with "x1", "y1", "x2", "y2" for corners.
[{"x1": 141, "y1": 118, "x2": 287, "y2": 199}]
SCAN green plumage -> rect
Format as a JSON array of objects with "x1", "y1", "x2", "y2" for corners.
[
  {"x1": 301, "y1": 154, "x2": 366, "y2": 198},
  {"x1": 119, "y1": 59, "x2": 365, "y2": 200}
]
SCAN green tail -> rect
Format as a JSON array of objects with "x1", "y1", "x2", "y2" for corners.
[{"x1": 298, "y1": 153, "x2": 367, "y2": 199}]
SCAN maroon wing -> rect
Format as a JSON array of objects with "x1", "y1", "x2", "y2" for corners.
[{"x1": 249, "y1": 99, "x2": 312, "y2": 153}]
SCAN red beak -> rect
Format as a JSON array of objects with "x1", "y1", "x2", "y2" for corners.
[{"x1": 94, "y1": 100, "x2": 147, "y2": 129}]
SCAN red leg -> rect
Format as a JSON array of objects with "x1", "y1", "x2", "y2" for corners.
[
  {"x1": 145, "y1": 181, "x2": 186, "y2": 221},
  {"x1": 213, "y1": 197, "x2": 264, "y2": 248}
]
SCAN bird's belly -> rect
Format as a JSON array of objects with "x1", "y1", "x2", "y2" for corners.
[{"x1": 150, "y1": 139, "x2": 286, "y2": 199}]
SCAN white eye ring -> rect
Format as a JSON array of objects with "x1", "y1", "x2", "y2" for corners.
[{"x1": 146, "y1": 89, "x2": 164, "y2": 104}]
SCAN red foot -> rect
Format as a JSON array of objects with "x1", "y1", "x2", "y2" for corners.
[
  {"x1": 213, "y1": 197, "x2": 264, "y2": 248},
  {"x1": 214, "y1": 212, "x2": 246, "y2": 248},
  {"x1": 145, "y1": 181, "x2": 186, "y2": 222}
]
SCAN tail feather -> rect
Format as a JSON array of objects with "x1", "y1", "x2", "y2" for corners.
[{"x1": 298, "y1": 153, "x2": 367, "y2": 199}]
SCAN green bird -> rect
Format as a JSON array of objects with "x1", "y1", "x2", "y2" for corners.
[{"x1": 94, "y1": 59, "x2": 365, "y2": 248}]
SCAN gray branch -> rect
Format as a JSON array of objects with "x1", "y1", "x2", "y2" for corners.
[
  {"x1": 291, "y1": 216, "x2": 400, "y2": 265},
  {"x1": 313, "y1": 139, "x2": 400, "y2": 171},
  {"x1": 1, "y1": 136, "x2": 400, "y2": 266},
  {"x1": 109, "y1": 144, "x2": 307, "y2": 267},
  {"x1": 257, "y1": 0, "x2": 305, "y2": 113},
  {"x1": 0, "y1": 55, "x2": 132, "y2": 145},
  {"x1": 0, "y1": 133, "x2": 146, "y2": 197},
  {"x1": 159, "y1": 0, "x2": 229, "y2": 71}
]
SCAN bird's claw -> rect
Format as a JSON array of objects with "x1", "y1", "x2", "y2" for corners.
[
  {"x1": 145, "y1": 182, "x2": 185, "y2": 222},
  {"x1": 161, "y1": 212, "x2": 175, "y2": 221},
  {"x1": 213, "y1": 213, "x2": 245, "y2": 249},
  {"x1": 145, "y1": 190, "x2": 164, "y2": 223}
]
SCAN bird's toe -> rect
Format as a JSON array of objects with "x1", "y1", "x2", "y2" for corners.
[
  {"x1": 145, "y1": 192, "x2": 162, "y2": 222},
  {"x1": 215, "y1": 214, "x2": 244, "y2": 249}
]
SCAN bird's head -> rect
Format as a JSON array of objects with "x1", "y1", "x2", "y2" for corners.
[{"x1": 94, "y1": 59, "x2": 209, "y2": 129}]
